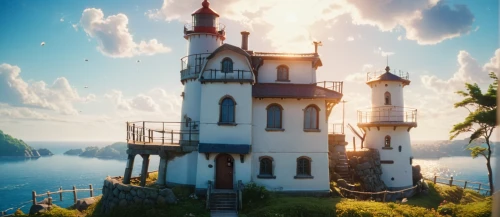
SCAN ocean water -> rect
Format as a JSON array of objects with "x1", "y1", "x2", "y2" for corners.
[{"x1": 0, "y1": 142, "x2": 497, "y2": 215}]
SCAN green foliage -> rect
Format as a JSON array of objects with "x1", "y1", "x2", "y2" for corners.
[
  {"x1": 242, "y1": 196, "x2": 340, "y2": 217},
  {"x1": 242, "y1": 182, "x2": 271, "y2": 209},
  {"x1": 0, "y1": 130, "x2": 34, "y2": 156},
  {"x1": 77, "y1": 142, "x2": 127, "y2": 159},
  {"x1": 171, "y1": 186, "x2": 193, "y2": 200},
  {"x1": 405, "y1": 182, "x2": 443, "y2": 209},
  {"x1": 14, "y1": 208, "x2": 24, "y2": 216},
  {"x1": 437, "y1": 198, "x2": 492, "y2": 217},
  {"x1": 336, "y1": 200, "x2": 439, "y2": 217}
]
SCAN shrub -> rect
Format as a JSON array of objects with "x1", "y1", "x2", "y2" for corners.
[{"x1": 242, "y1": 182, "x2": 271, "y2": 206}]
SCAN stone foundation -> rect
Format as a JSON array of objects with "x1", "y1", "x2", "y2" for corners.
[
  {"x1": 346, "y1": 149, "x2": 386, "y2": 192},
  {"x1": 101, "y1": 176, "x2": 177, "y2": 214}
]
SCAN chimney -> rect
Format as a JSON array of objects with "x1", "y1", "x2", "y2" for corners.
[{"x1": 241, "y1": 31, "x2": 250, "y2": 50}]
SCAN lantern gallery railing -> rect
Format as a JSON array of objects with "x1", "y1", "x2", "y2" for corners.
[
  {"x1": 317, "y1": 81, "x2": 343, "y2": 94},
  {"x1": 200, "y1": 69, "x2": 254, "y2": 82},
  {"x1": 126, "y1": 121, "x2": 199, "y2": 145},
  {"x1": 366, "y1": 69, "x2": 409, "y2": 81},
  {"x1": 252, "y1": 52, "x2": 317, "y2": 58},
  {"x1": 357, "y1": 106, "x2": 417, "y2": 124}
]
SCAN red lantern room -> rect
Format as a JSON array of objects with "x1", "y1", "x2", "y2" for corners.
[{"x1": 184, "y1": 0, "x2": 225, "y2": 40}]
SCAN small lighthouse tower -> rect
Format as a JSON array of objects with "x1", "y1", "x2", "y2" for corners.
[
  {"x1": 180, "y1": 0, "x2": 225, "y2": 136},
  {"x1": 357, "y1": 66, "x2": 417, "y2": 190}
]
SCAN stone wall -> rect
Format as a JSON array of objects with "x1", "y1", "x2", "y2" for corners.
[
  {"x1": 346, "y1": 149, "x2": 386, "y2": 192},
  {"x1": 101, "y1": 176, "x2": 177, "y2": 214}
]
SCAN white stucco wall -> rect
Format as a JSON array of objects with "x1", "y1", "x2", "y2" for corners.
[
  {"x1": 199, "y1": 83, "x2": 253, "y2": 144},
  {"x1": 369, "y1": 81, "x2": 405, "y2": 108},
  {"x1": 251, "y1": 153, "x2": 330, "y2": 191},
  {"x1": 364, "y1": 127, "x2": 413, "y2": 188},
  {"x1": 195, "y1": 153, "x2": 252, "y2": 189},
  {"x1": 257, "y1": 60, "x2": 315, "y2": 84},
  {"x1": 166, "y1": 151, "x2": 198, "y2": 185},
  {"x1": 252, "y1": 99, "x2": 328, "y2": 153},
  {"x1": 187, "y1": 33, "x2": 223, "y2": 55},
  {"x1": 201, "y1": 49, "x2": 253, "y2": 80}
]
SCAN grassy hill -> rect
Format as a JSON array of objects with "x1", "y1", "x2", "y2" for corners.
[{"x1": 0, "y1": 130, "x2": 34, "y2": 157}]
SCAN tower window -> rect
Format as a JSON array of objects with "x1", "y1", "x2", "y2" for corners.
[
  {"x1": 277, "y1": 65, "x2": 289, "y2": 81},
  {"x1": 219, "y1": 96, "x2": 235, "y2": 124},
  {"x1": 266, "y1": 104, "x2": 283, "y2": 129},
  {"x1": 304, "y1": 105, "x2": 319, "y2": 131},
  {"x1": 384, "y1": 91, "x2": 391, "y2": 105},
  {"x1": 384, "y1": 135, "x2": 391, "y2": 148},
  {"x1": 221, "y1": 58, "x2": 233, "y2": 73}
]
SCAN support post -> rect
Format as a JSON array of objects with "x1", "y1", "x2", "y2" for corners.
[
  {"x1": 48, "y1": 197, "x2": 52, "y2": 206},
  {"x1": 383, "y1": 191, "x2": 387, "y2": 202},
  {"x1": 32, "y1": 191, "x2": 37, "y2": 205},
  {"x1": 73, "y1": 186, "x2": 77, "y2": 204},
  {"x1": 157, "y1": 152, "x2": 168, "y2": 186},
  {"x1": 140, "y1": 154, "x2": 151, "y2": 187},
  {"x1": 171, "y1": 130, "x2": 174, "y2": 144},
  {"x1": 143, "y1": 122, "x2": 146, "y2": 144},
  {"x1": 59, "y1": 187, "x2": 62, "y2": 201},
  {"x1": 89, "y1": 184, "x2": 94, "y2": 197},
  {"x1": 132, "y1": 123, "x2": 136, "y2": 143},
  {"x1": 449, "y1": 177, "x2": 453, "y2": 186},
  {"x1": 47, "y1": 191, "x2": 51, "y2": 199},
  {"x1": 123, "y1": 154, "x2": 136, "y2": 184},
  {"x1": 433, "y1": 176, "x2": 437, "y2": 184},
  {"x1": 126, "y1": 122, "x2": 129, "y2": 141},
  {"x1": 464, "y1": 181, "x2": 468, "y2": 189},
  {"x1": 162, "y1": 122, "x2": 165, "y2": 144},
  {"x1": 478, "y1": 184, "x2": 482, "y2": 193},
  {"x1": 353, "y1": 137, "x2": 356, "y2": 152}
]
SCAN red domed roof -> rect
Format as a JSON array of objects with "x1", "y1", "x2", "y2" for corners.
[{"x1": 192, "y1": 0, "x2": 219, "y2": 17}]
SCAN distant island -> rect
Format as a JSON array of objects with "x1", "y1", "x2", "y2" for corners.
[
  {"x1": 0, "y1": 130, "x2": 53, "y2": 157},
  {"x1": 64, "y1": 142, "x2": 127, "y2": 160},
  {"x1": 411, "y1": 138, "x2": 498, "y2": 158}
]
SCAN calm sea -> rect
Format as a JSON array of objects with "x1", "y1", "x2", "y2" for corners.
[{"x1": 0, "y1": 141, "x2": 497, "y2": 215}]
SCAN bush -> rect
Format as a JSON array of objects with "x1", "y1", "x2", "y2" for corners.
[
  {"x1": 242, "y1": 182, "x2": 271, "y2": 205},
  {"x1": 437, "y1": 198, "x2": 492, "y2": 217},
  {"x1": 172, "y1": 186, "x2": 193, "y2": 200}
]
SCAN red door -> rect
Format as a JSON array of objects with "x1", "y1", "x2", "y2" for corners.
[{"x1": 215, "y1": 154, "x2": 234, "y2": 189}]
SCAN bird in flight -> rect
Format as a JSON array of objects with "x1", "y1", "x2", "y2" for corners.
[
  {"x1": 40, "y1": 42, "x2": 45, "y2": 46},
  {"x1": 85, "y1": 59, "x2": 89, "y2": 62},
  {"x1": 84, "y1": 86, "x2": 88, "y2": 89},
  {"x1": 137, "y1": 60, "x2": 141, "y2": 63}
]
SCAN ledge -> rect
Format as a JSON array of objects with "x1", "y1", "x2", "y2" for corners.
[
  {"x1": 275, "y1": 80, "x2": 291, "y2": 82},
  {"x1": 265, "y1": 128, "x2": 285, "y2": 132},
  {"x1": 382, "y1": 147, "x2": 393, "y2": 150},
  {"x1": 217, "y1": 122, "x2": 237, "y2": 126},
  {"x1": 257, "y1": 174, "x2": 276, "y2": 179},
  {"x1": 303, "y1": 129, "x2": 321, "y2": 132},
  {"x1": 294, "y1": 175, "x2": 314, "y2": 179}
]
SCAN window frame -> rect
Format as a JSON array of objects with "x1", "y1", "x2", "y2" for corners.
[
  {"x1": 294, "y1": 156, "x2": 313, "y2": 179},
  {"x1": 266, "y1": 103, "x2": 284, "y2": 131},
  {"x1": 221, "y1": 57, "x2": 233, "y2": 73},
  {"x1": 303, "y1": 104, "x2": 320, "y2": 132},
  {"x1": 257, "y1": 156, "x2": 276, "y2": 179},
  {"x1": 384, "y1": 91, "x2": 391, "y2": 105},
  {"x1": 276, "y1": 65, "x2": 290, "y2": 82},
  {"x1": 218, "y1": 95, "x2": 237, "y2": 125},
  {"x1": 382, "y1": 135, "x2": 393, "y2": 149}
]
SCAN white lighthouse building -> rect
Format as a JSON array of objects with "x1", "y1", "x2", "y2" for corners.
[
  {"x1": 163, "y1": 0, "x2": 344, "y2": 194},
  {"x1": 357, "y1": 66, "x2": 417, "y2": 190}
]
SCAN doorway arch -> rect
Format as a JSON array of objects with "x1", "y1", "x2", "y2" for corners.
[{"x1": 215, "y1": 153, "x2": 234, "y2": 189}]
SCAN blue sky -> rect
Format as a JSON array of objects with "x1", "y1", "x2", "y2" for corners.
[{"x1": 0, "y1": 0, "x2": 498, "y2": 141}]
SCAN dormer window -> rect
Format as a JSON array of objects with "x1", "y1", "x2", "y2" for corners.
[
  {"x1": 384, "y1": 91, "x2": 391, "y2": 105},
  {"x1": 277, "y1": 65, "x2": 289, "y2": 81},
  {"x1": 221, "y1": 58, "x2": 233, "y2": 73}
]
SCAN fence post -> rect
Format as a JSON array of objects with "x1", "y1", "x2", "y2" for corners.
[
  {"x1": 162, "y1": 122, "x2": 165, "y2": 144},
  {"x1": 171, "y1": 130, "x2": 174, "y2": 144},
  {"x1": 464, "y1": 181, "x2": 468, "y2": 189},
  {"x1": 143, "y1": 122, "x2": 146, "y2": 144},
  {"x1": 132, "y1": 123, "x2": 136, "y2": 143},
  {"x1": 32, "y1": 191, "x2": 37, "y2": 205},
  {"x1": 1, "y1": 211, "x2": 5, "y2": 216},
  {"x1": 383, "y1": 191, "x2": 387, "y2": 202},
  {"x1": 449, "y1": 177, "x2": 453, "y2": 186},
  {"x1": 59, "y1": 187, "x2": 63, "y2": 201},
  {"x1": 73, "y1": 186, "x2": 77, "y2": 204},
  {"x1": 478, "y1": 184, "x2": 481, "y2": 193},
  {"x1": 433, "y1": 176, "x2": 437, "y2": 184},
  {"x1": 47, "y1": 191, "x2": 51, "y2": 199},
  {"x1": 89, "y1": 184, "x2": 94, "y2": 197},
  {"x1": 48, "y1": 197, "x2": 52, "y2": 206},
  {"x1": 126, "y1": 122, "x2": 129, "y2": 141}
]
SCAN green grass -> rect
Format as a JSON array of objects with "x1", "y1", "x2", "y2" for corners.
[
  {"x1": 405, "y1": 182, "x2": 443, "y2": 209},
  {"x1": 241, "y1": 196, "x2": 341, "y2": 217}
]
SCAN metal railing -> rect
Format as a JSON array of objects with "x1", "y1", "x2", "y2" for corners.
[
  {"x1": 206, "y1": 180, "x2": 212, "y2": 210},
  {"x1": 237, "y1": 180, "x2": 243, "y2": 210},
  {"x1": 201, "y1": 69, "x2": 253, "y2": 81},
  {"x1": 126, "y1": 121, "x2": 199, "y2": 145},
  {"x1": 317, "y1": 81, "x2": 343, "y2": 94},
  {"x1": 184, "y1": 23, "x2": 226, "y2": 32},
  {"x1": 329, "y1": 123, "x2": 344, "y2": 134},
  {"x1": 252, "y1": 52, "x2": 317, "y2": 57},
  {"x1": 357, "y1": 106, "x2": 417, "y2": 124},
  {"x1": 367, "y1": 69, "x2": 409, "y2": 81},
  {"x1": 180, "y1": 53, "x2": 211, "y2": 80}
]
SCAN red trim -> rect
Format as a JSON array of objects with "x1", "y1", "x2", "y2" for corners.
[{"x1": 193, "y1": 26, "x2": 218, "y2": 34}]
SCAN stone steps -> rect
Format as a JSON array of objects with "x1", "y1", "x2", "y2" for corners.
[{"x1": 210, "y1": 192, "x2": 237, "y2": 211}]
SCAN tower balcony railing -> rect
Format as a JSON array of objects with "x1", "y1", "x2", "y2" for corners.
[
  {"x1": 200, "y1": 69, "x2": 254, "y2": 82},
  {"x1": 366, "y1": 69, "x2": 409, "y2": 81},
  {"x1": 180, "y1": 53, "x2": 211, "y2": 80},
  {"x1": 126, "y1": 121, "x2": 199, "y2": 146},
  {"x1": 357, "y1": 106, "x2": 417, "y2": 124},
  {"x1": 317, "y1": 81, "x2": 343, "y2": 94},
  {"x1": 184, "y1": 23, "x2": 226, "y2": 35}
]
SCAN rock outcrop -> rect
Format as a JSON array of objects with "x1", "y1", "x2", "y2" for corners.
[{"x1": 347, "y1": 149, "x2": 387, "y2": 192}]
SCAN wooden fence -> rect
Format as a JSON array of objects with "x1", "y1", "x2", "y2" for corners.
[
  {"x1": 426, "y1": 175, "x2": 491, "y2": 195},
  {"x1": 338, "y1": 184, "x2": 419, "y2": 202}
]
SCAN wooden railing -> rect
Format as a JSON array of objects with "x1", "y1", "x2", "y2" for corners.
[
  {"x1": 317, "y1": 81, "x2": 343, "y2": 94},
  {"x1": 31, "y1": 185, "x2": 101, "y2": 206},
  {"x1": 357, "y1": 106, "x2": 417, "y2": 124},
  {"x1": 126, "y1": 121, "x2": 199, "y2": 145},
  {"x1": 237, "y1": 180, "x2": 243, "y2": 210},
  {"x1": 206, "y1": 180, "x2": 212, "y2": 210},
  {"x1": 426, "y1": 176, "x2": 491, "y2": 195}
]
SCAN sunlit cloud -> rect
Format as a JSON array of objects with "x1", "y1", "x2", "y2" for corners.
[
  {"x1": 347, "y1": 36, "x2": 355, "y2": 41},
  {"x1": 374, "y1": 47, "x2": 395, "y2": 57}
]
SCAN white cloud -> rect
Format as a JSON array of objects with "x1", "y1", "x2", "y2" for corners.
[
  {"x1": 347, "y1": 36, "x2": 354, "y2": 41},
  {"x1": 0, "y1": 63, "x2": 91, "y2": 115},
  {"x1": 80, "y1": 8, "x2": 171, "y2": 58},
  {"x1": 0, "y1": 103, "x2": 51, "y2": 121},
  {"x1": 60, "y1": 18, "x2": 64, "y2": 22},
  {"x1": 105, "y1": 90, "x2": 161, "y2": 112},
  {"x1": 421, "y1": 49, "x2": 498, "y2": 94},
  {"x1": 374, "y1": 47, "x2": 395, "y2": 57},
  {"x1": 327, "y1": 37, "x2": 335, "y2": 41}
]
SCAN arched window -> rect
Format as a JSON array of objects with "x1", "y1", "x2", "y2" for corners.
[
  {"x1": 219, "y1": 96, "x2": 235, "y2": 123},
  {"x1": 296, "y1": 157, "x2": 311, "y2": 177},
  {"x1": 221, "y1": 58, "x2": 233, "y2": 73},
  {"x1": 304, "y1": 105, "x2": 319, "y2": 130},
  {"x1": 266, "y1": 104, "x2": 283, "y2": 129},
  {"x1": 384, "y1": 135, "x2": 391, "y2": 148},
  {"x1": 277, "y1": 65, "x2": 289, "y2": 81},
  {"x1": 384, "y1": 91, "x2": 391, "y2": 105},
  {"x1": 259, "y1": 157, "x2": 273, "y2": 176}
]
